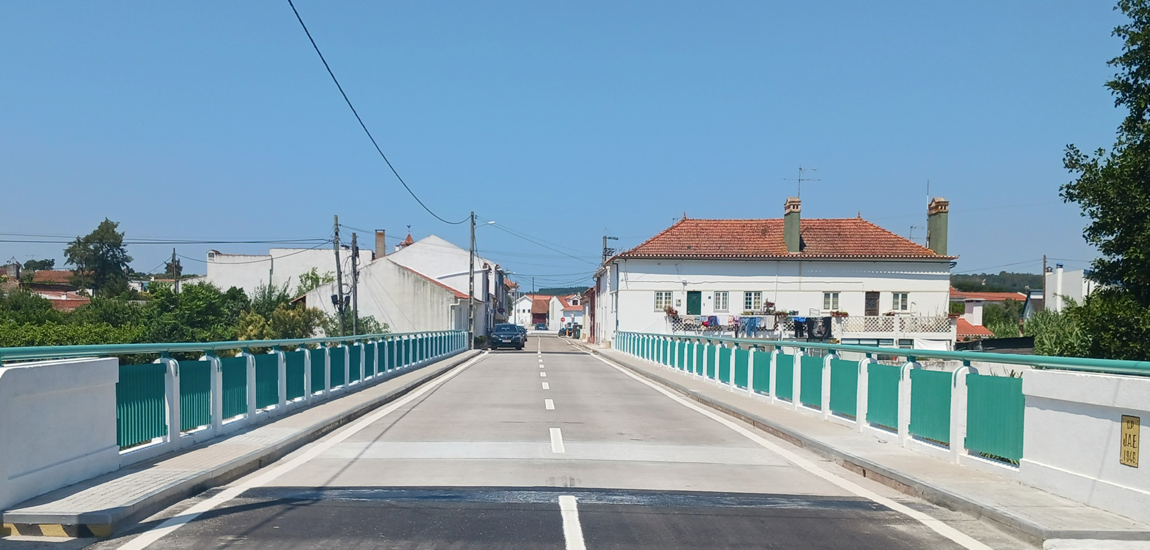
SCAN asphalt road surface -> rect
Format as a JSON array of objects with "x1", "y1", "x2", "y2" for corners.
[{"x1": 91, "y1": 335, "x2": 1029, "y2": 550}]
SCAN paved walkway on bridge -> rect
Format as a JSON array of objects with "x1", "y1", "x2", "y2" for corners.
[{"x1": 80, "y1": 335, "x2": 1049, "y2": 550}]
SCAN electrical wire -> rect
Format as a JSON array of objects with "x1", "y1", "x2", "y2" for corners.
[
  {"x1": 286, "y1": 0, "x2": 468, "y2": 226},
  {"x1": 177, "y1": 240, "x2": 334, "y2": 265}
]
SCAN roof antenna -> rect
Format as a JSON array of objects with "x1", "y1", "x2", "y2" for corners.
[{"x1": 783, "y1": 166, "x2": 820, "y2": 198}]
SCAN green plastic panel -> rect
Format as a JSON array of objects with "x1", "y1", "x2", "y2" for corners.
[
  {"x1": 693, "y1": 342, "x2": 704, "y2": 375},
  {"x1": 828, "y1": 358, "x2": 858, "y2": 418},
  {"x1": 734, "y1": 348, "x2": 749, "y2": 388},
  {"x1": 705, "y1": 344, "x2": 717, "y2": 379},
  {"x1": 349, "y1": 345, "x2": 362, "y2": 383},
  {"x1": 800, "y1": 355, "x2": 823, "y2": 409},
  {"x1": 285, "y1": 350, "x2": 306, "y2": 400},
  {"x1": 254, "y1": 353, "x2": 279, "y2": 410},
  {"x1": 221, "y1": 356, "x2": 248, "y2": 420},
  {"x1": 116, "y1": 362, "x2": 167, "y2": 449},
  {"x1": 776, "y1": 354, "x2": 794, "y2": 401},
  {"x1": 751, "y1": 349, "x2": 770, "y2": 394},
  {"x1": 867, "y1": 363, "x2": 900, "y2": 430},
  {"x1": 329, "y1": 347, "x2": 346, "y2": 388},
  {"x1": 910, "y1": 368, "x2": 952, "y2": 445},
  {"x1": 365, "y1": 343, "x2": 377, "y2": 377},
  {"x1": 179, "y1": 360, "x2": 212, "y2": 432},
  {"x1": 718, "y1": 346, "x2": 732, "y2": 383},
  {"x1": 310, "y1": 348, "x2": 326, "y2": 392},
  {"x1": 966, "y1": 373, "x2": 1024, "y2": 461}
]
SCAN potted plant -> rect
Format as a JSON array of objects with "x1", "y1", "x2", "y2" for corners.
[
  {"x1": 829, "y1": 310, "x2": 849, "y2": 318},
  {"x1": 663, "y1": 305, "x2": 679, "y2": 318}
]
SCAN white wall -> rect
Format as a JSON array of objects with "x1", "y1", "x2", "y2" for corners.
[
  {"x1": 512, "y1": 295, "x2": 533, "y2": 326},
  {"x1": 1020, "y1": 369, "x2": 1150, "y2": 523},
  {"x1": 0, "y1": 357, "x2": 120, "y2": 511},
  {"x1": 610, "y1": 258, "x2": 951, "y2": 335},
  {"x1": 387, "y1": 235, "x2": 497, "y2": 336},
  {"x1": 1044, "y1": 268, "x2": 1099, "y2": 312},
  {"x1": 205, "y1": 248, "x2": 372, "y2": 297},
  {"x1": 305, "y1": 258, "x2": 462, "y2": 333}
]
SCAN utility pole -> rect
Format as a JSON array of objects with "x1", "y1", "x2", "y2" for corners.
[
  {"x1": 468, "y1": 211, "x2": 476, "y2": 349},
  {"x1": 170, "y1": 248, "x2": 182, "y2": 294},
  {"x1": 333, "y1": 215, "x2": 345, "y2": 337},
  {"x1": 602, "y1": 235, "x2": 618, "y2": 265},
  {"x1": 351, "y1": 232, "x2": 359, "y2": 336}
]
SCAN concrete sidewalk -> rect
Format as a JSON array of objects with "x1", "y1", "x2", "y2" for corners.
[
  {"x1": 572, "y1": 341, "x2": 1150, "y2": 546},
  {"x1": 1, "y1": 350, "x2": 481, "y2": 538}
]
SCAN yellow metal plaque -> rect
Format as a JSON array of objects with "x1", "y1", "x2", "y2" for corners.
[{"x1": 1122, "y1": 415, "x2": 1140, "y2": 468}]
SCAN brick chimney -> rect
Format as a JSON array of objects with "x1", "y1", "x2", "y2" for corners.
[
  {"x1": 784, "y1": 197, "x2": 801, "y2": 253},
  {"x1": 374, "y1": 229, "x2": 386, "y2": 260},
  {"x1": 927, "y1": 197, "x2": 949, "y2": 255}
]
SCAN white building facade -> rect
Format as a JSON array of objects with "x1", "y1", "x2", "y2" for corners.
[
  {"x1": 1044, "y1": 265, "x2": 1099, "y2": 313},
  {"x1": 203, "y1": 247, "x2": 371, "y2": 297},
  {"x1": 593, "y1": 198, "x2": 957, "y2": 349}
]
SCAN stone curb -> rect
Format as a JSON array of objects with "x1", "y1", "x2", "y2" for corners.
[
  {"x1": 566, "y1": 340, "x2": 1150, "y2": 544},
  {"x1": 2, "y1": 350, "x2": 483, "y2": 536}
]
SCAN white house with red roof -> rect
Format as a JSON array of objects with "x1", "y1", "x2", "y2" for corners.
[{"x1": 592, "y1": 197, "x2": 958, "y2": 349}]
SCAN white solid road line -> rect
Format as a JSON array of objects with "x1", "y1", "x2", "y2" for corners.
[
  {"x1": 118, "y1": 352, "x2": 489, "y2": 550},
  {"x1": 540, "y1": 372, "x2": 547, "y2": 377},
  {"x1": 550, "y1": 427, "x2": 566, "y2": 453},
  {"x1": 542, "y1": 382, "x2": 550, "y2": 390},
  {"x1": 559, "y1": 495, "x2": 587, "y2": 550},
  {"x1": 545, "y1": 398, "x2": 555, "y2": 410},
  {"x1": 588, "y1": 353, "x2": 993, "y2": 550}
]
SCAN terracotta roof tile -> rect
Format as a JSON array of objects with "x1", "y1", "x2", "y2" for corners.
[
  {"x1": 31, "y1": 270, "x2": 76, "y2": 284},
  {"x1": 956, "y1": 318, "x2": 995, "y2": 338},
  {"x1": 618, "y1": 218, "x2": 951, "y2": 260},
  {"x1": 529, "y1": 295, "x2": 551, "y2": 315},
  {"x1": 949, "y1": 287, "x2": 1026, "y2": 302}
]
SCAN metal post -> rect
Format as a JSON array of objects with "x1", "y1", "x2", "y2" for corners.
[
  {"x1": 334, "y1": 215, "x2": 345, "y2": 337},
  {"x1": 469, "y1": 211, "x2": 475, "y2": 349},
  {"x1": 351, "y1": 232, "x2": 359, "y2": 336}
]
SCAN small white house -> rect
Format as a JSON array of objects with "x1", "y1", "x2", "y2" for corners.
[
  {"x1": 1044, "y1": 264, "x2": 1098, "y2": 313},
  {"x1": 592, "y1": 197, "x2": 958, "y2": 350}
]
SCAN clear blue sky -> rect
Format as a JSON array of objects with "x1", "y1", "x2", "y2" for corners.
[{"x1": 0, "y1": 1, "x2": 1126, "y2": 288}]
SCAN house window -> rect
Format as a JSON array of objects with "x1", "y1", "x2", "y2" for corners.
[
  {"x1": 823, "y1": 292, "x2": 839, "y2": 311},
  {"x1": 714, "y1": 291, "x2": 729, "y2": 312},
  {"x1": 743, "y1": 291, "x2": 762, "y2": 312},
  {"x1": 892, "y1": 293, "x2": 908, "y2": 311},
  {"x1": 655, "y1": 291, "x2": 673, "y2": 311}
]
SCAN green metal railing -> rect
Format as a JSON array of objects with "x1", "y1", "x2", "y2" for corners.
[
  {"x1": 828, "y1": 358, "x2": 858, "y2": 418},
  {"x1": 776, "y1": 353, "x2": 794, "y2": 401},
  {"x1": 867, "y1": 364, "x2": 900, "y2": 431},
  {"x1": 799, "y1": 355, "x2": 823, "y2": 409},
  {"x1": 966, "y1": 373, "x2": 1025, "y2": 462},
  {"x1": 1, "y1": 330, "x2": 466, "y2": 452},
  {"x1": 909, "y1": 369, "x2": 951, "y2": 445}
]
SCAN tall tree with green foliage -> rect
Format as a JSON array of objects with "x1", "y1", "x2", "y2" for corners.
[
  {"x1": 1061, "y1": 0, "x2": 1150, "y2": 359},
  {"x1": 64, "y1": 219, "x2": 132, "y2": 296},
  {"x1": 22, "y1": 258, "x2": 55, "y2": 271}
]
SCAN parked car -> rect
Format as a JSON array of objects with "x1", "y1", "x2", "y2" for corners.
[
  {"x1": 490, "y1": 323, "x2": 525, "y2": 350},
  {"x1": 558, "y1": 327, "x2": 568, "y2": 337},
  {"x1": 534, "y1": 323, "x2": 548, "y2": 331}
]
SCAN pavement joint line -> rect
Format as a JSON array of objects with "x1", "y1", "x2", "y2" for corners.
[
  {"x1": 542, "y1": 382, "x2": 550, "y2": 390},
  {"x1": 559, "y1": 495, "x2": 586, "y2": 550},
  {"x1": 550, "y1": 428, "x2": 566, "y2": 454},
  {"x1": 116, "y1": 351, "x2": 490, "y2": 550},
  {"x1": 545, "y1": 398, "x2": 555, "y2": 410},
  {"x1": 582, "y1": 349, "x2": 992, "y2": 550}
]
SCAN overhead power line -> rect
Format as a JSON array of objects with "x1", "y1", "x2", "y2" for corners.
[{"x1": 286, "y1": 0, "x2": 468, "y2": 226}]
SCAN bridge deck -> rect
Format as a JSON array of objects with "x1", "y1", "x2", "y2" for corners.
[{"x1": 85, "y1": 336, "x2": 1041, "y2": 549}]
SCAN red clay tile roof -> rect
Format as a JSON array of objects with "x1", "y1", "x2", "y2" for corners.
[
  {"x1": 529, "y1": 295, "x2": 551, "y2": 315},
  {"x1": 956, "y1": 318, "x2": 995, "y2": 339},
  {"x1": 395, "y1": 264, "x2": 468, "y2": 299},
  {"x1": 400, "y1": 233, "x2": 415, "y2": 247},
  {"x1": 31, "y1": 270, "x2": 76, "y2": 285},
  {"x1": 618, "y1": 218, "x2": 952, "y2": 260},
  {"x1": 557, "y1": 295, "x2": 582, "y2": 311},
  {"x1": 949, "y1": 287, "x2": 1026, "y2": 302}
]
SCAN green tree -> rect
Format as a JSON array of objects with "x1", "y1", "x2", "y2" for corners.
[
  {"x1": 141, "y1": 282, "x2": 248, "y2": 343},
  {"x1": 22, "y1": 258, "x2": 55, "y2": 271},
  {"x1": 295, "y1": 268, "x2": 334, "y2": 297},
  {"x1": 249, "y1": 282, "x2": 293, "y2": 319},
  {"x1": 0, "y1": 289, "x2": 65, "y2": 325},
  {"x1": 1061, "y1": 0, "x2": 1150, "y2": 358},
  {"x1": 64, "y1": 219, "x2": 132, "y2": 296}
]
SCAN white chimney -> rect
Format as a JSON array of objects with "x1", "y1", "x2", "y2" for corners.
[{"x1": 964, "y1": 299, "x2": 984, "y2": 327}]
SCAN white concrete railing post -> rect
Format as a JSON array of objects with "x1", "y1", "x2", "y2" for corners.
[
  {"x1": 713, "y1": 341, "x2": 721, "y2": 382},
  {"x1": 322, "y1": 347, "x2": 331, "y2": 397},
  {"x1": 769, "y1": 348, "x2": 780, "y2": 404},
  {"x1": 703, "y1": 340, "x2": 711, "y2": 381},
  {"x1": 821, "y1": 352, "x2": 836, "y2": 420},
  {"x1": 950, "y1": 362, "x2": 977, "y2": 464},
  {"x1": 158, "y1": 356, "x2": 181, "y2": 451},
  {"x1": 856, "y1": 355, "x2": 873, "y2": 433},
  {"x1": 897, "y1": 358, "x2": 920, "y2": 448},
  {"x1": 747, "y1": 346, "x2": 757, "y2": 396},
  {"x1": 343, "y1": 344, "x2": 351, "y2": 389},
  {"x1": 729, "y1": 342, "x2": 738, "y2": 390},
  {"x1": 273, "y1": 348, "x2": 287, "y2": 412},
  {"x1": 206, "y1": 353, "x2": 223, "y2": 433},
  {"x1": 241, "y1": 350, "x2": 257, "y2": 420},
  {"x1": 791, "y1": 348, "x2": 803, "y2": 412},
  {"x1": 303, "y1": 347, "x2": 313, "y2": 403}
]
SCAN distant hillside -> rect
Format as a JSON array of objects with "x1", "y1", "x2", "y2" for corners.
[
  {"x1": 951, "y1": 272, "x2": 1042, "y2": 293},
  {"x1": 535, "y1": 286, "x2": 590, "y2": 296}
]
